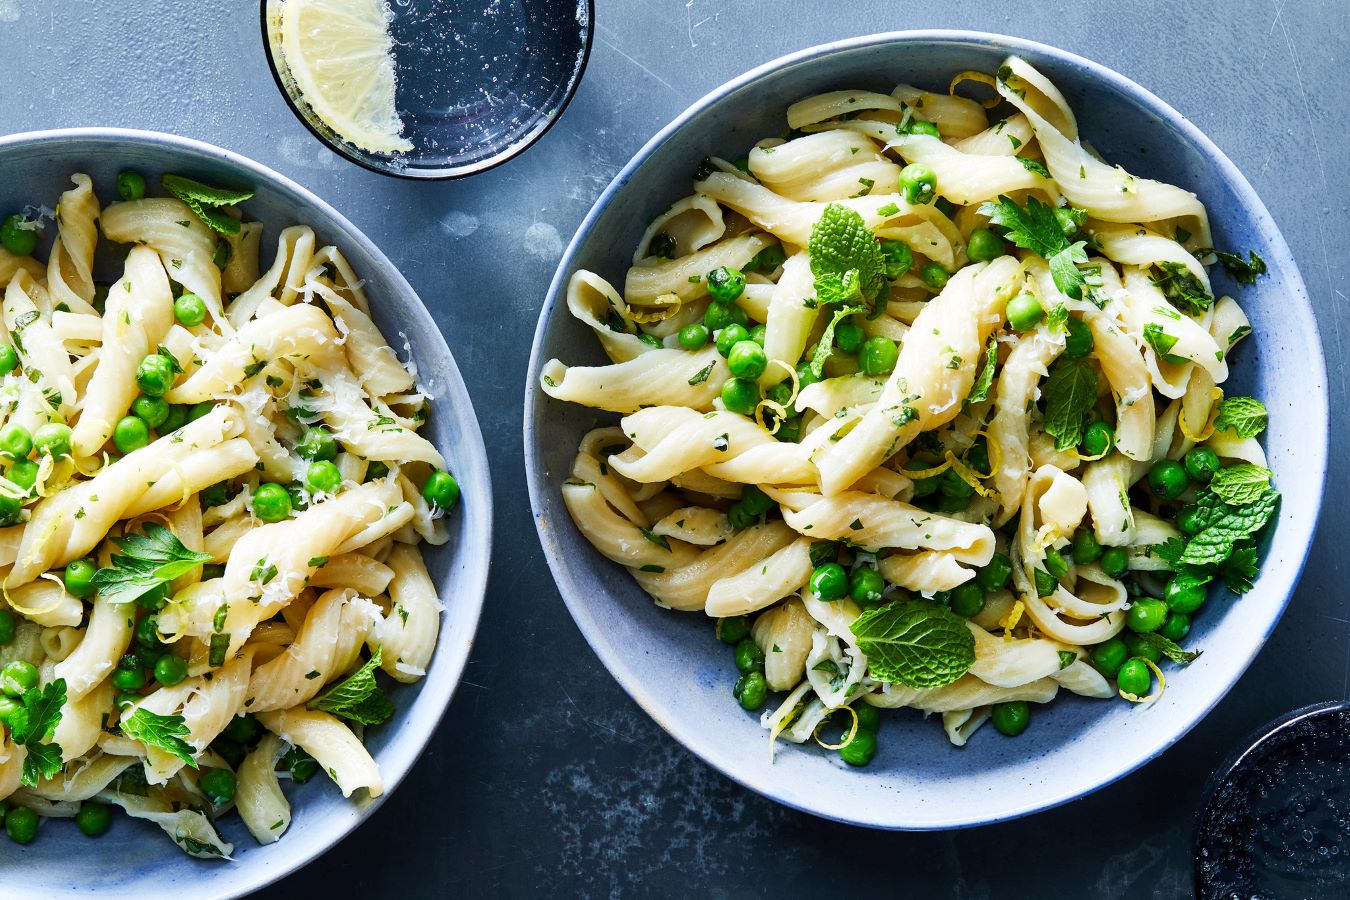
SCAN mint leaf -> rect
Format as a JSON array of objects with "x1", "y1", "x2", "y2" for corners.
[
  {"x1": 1202, "y1": 248, "x2": 1267, "y2": 285},
  {"x1": 807, "y1": 204, "x2": 887, "y2": 308},
  {"x1": 1179, "y1": 488, "x2": 1279, "y2": 566},
  {"x1": 1150, "y1": 262, "x2": 1213, "y2": 315},
  {"x1": 120, "y1": 708, "x2": 197, "y2": 768},
  {"x1": 1209, "y1": 464, "x2": 1273, "y2": 506},
  {"x1": 161, "y1": 174, "x2": 254, "y2": 237},
  {"x1": 309, "y1": 648, "x2": 394, "y2": 727},
  {"x1": 91, "y1": 524, "x2": 212, "y2": 605},
  {"x1": 979, "y1": 195, "x2": 1066, "y2": 260},
  {"x1": 1042, "y1": 359, "x2": 1098, "y2": 451},
  {"x1": 965, "y1": 337, "x2": 998, "y2": 405},
  {"x1": 1143, "y1": 323, "x2": 1188, "y2": 365},
  {"x1": 1135, "y1": 633, "x2": 1202, "y2": 665},
  {"x1": 1213, "y1": 396, "x2": 1267, "y2": 439},
  {"x1": 850, "y1": 599, "x2": 975, "y2": 689},
  {"x1": 809, "y1": 304, "x2": 868, "y2": 378}
]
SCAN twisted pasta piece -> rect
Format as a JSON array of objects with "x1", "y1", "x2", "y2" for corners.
[{"x1": 256, "y1": 707, "x2": 383, "y2": 799}]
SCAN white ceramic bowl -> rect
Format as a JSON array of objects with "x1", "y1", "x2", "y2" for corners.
[
  {"x1": 524, "y1": 32, "x2": 1327, "y2": 830},
  {"x1": 0, "y1": 128, "x2": 493, "y2": 896}
]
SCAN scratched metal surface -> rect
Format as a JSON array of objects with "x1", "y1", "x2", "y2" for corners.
[{"x1": 1, "y1": 0, "x2": 1347, "y2": 896}]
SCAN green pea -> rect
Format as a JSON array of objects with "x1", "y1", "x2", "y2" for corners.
[
  {"x1": 739, "y1": 484, "x2": 774, "y2": 516},
  {"x1": 775, "y1": 416, "x2": 802, "y2": 443},
  {"x1": 734, "y1": 638, "x2": 765, "y2": 674},
  {"x1": 115, "y1": 170, "x2": 147, "y2": 201},
  {"x1": 810, "y1": 563, "x2": 849, "y2": 601},
  {"x1": 135, "y1": 353, "x2": 176, "y2": 397},
  {"x1": 727, "y1": 341, "x2": 767, "y2": 379},
  {"x1": 834, "y1": 321, "x2": 865, "y2": 354},
  {"x1": 904, "y1": 458, "x2": 940, "y2": 498},
  {"x1": 0, "y1": 609, "x2": 13, "y2": 645},
  {"x1": 32, "y1": 423, "x2": 72, "y2": 459},
  {"x1": 7, "y1": 459, "x2": 37, "y2": 491},
  {"x1": 1063, "y1": 316, "x2": 1094, "y2": 358},
  {"x1": 1116, "y1": 658, "x2": 1151, "y2": 697},
  {"x1": 939, "y1": 467, "x2": 975, "y2": 499},
  {"x1": 1123, "y1": 633, "x2": 1162, "y2": 664},
  {"x1": 991, "y1": 701, "x2": 1030, "y2": 736},
  {"x1": 849, "y1": 567, "x2": 886, "y2": 606},
  {"x1": 114, "y1": 692, "x2": 139, "y2": 711},
  {"x1": 136, "y1": 582, "x2": 169, "y2": 611},
  {"x1": 858, "y1": 335, "x2": 899, "y2": 376},
  {"x1": 976, "y1": 552, "x2": 1013, "y2": 591},
  {"x1": 0, "y1": 494, "x2": 21, "y2": 526},
  {"x1": 1082, "y1": 421, "x2": 1115, "y2": 457},
  {"x1": 905, "y1": 119, "x2": 940, "y2": 138},
  {"x1": 295, "y1": 427, "x2": 337, "y2": 461},
  {"x1": 677, "y1": 323, "x2": 709, "y2": 350},
  {"x1": 950, "y1": 582, "x2": 986, "y2": 617},
  {"x1": 305, "y1": 460, "x2": 342, "y2": 494},
  {"x1": 1177, "y1": 503, "x2": 1203, "y2": 535},
  {"x1": 1183, "y1": 446, "x2": 1221, "y2": 483},
  {"x1": 838, "y1": 727, "x2": 878, "y2": 766},
  {"x1": 252, "y1": 482, "x2": 292, "y2": 522},
  {"x1": 706, "y1": 266, "x2": 746, "y2": 304},
  {"x1": 160, "y1": 404, "x2": 188, "y2": 434},
  {"x1": 1165, "y1": 576, "x2": 1208, "y2": 614},
  {"x1": 716, "y1": 616, "x2": 751, "y2": 644},
  {"x1": 222, "y1": 714, "x2": 260, "y2": 744},
  {"x1": 4, "y1": 805, "x2": 37, "y2": 844},
  {"x1": 794, "y1": 359, "x2": 820, "y2": 390},
  {"x1": 75, "y1": 801, "x2": 112, "y2": 837},
  {"x1": 966, "y1": 227, "x2": 1004, "y2": 262},
  {"x1": 636, "y1": 333, "x2": 662, "y2": 349},
  {"x1": 135, "y1": 614, "x2": 163, "y2": 650},
  {"x1": 199, "y1": 767, "x2": 237, "y2": 806},
  {"x1": 64, "y1": 559, "x2": 96, "y2": 598},
  {"x1": 1, "y1": 660, "x2": 38, "y2": 697},
  {"x1": 1159, "y1": 611, "x2": 1191, "y2": 642},
  {"x1": 132, "y1": 395, "x2": 170, "y2": 430},
  {"x1": 422, "y1": 470, "x2": 459, "y2": 510},
  {"x1": 1099, "y1": 546, "x2": 1129, "y2": 578},
  {"x1": 0, "y1": 697, "x2": 21, "y2": 728},
  {"x1": 749, "y1": 244, "x2": 786, "y2": 272},
  {"x1": 282, "y1": 746, "x2": 318, "y2": 783},
  {"x1": 899, "y1": 162, "x2": 937, "y2": 205},
  {"x1": 0, "y1": 424, "x2": 31, "y2": 461},
  {"x1": 1044, "y1": 547, "x2": 1070, "y2": 580},
  {"x1": 749, "y1": 324, "x2": 767, "y2": 346},
  {"x1": 720, "y1": 377, "x2": 760, "y2": 415},
  {"x1": 1089, "y1": 637, "x2": 1129, "y2": 678},
  {"x1": 935, "y1": 493, "x2": 968, "y2": 513},
  {"x1": 1126, "y1": 597, "x2": 1169, "y2": 633},
  {"x1": 920, "y1": 261, "x2": 950, "y2": 290},
  {"x1": 187, "y1": 401, "x2": 214, "y2": 422},
  {"x1": 1006, "y1": 292, "x2": 1044, "y2": 331},
  {"x1": 112, "y1": 416, "x2": 150, "y2": 453},
  {"x1": 1147, "y1": 459, "x2": 1189, "y2": 500},
  {"x1": 0, "y1": 345, "x2": 16, "y2": 375},
  {"x1": 726, "y1": 501, "x2": 756, "y2": 530},
  {"x1": 1072, "y1": 529, "x2": 1103, "y2": 565},
  {"x1": 853, "y1": 703, "x2": 880, "y2": 732},
  {"x1": 111, "y1": 665, "x2": 146, "y2": 692},
  {"x1": 765, "y1": 380, "x2": 792, "y2": 408},
  {"x1": 171, "y1": 292, "x2": 208, "y2": 328},
  {"x1": 879, "y1": 239, "x2": 913, "y2": 276},
  {"x1": 733, "y1": 670, "x2": 767, "y2": 710},
  {"x1": 0, "y1": 214, "x2": 37, "y2": 256},
  {"x1": 702, "y1": 299, "x2": 746, "y2": 332},
  {"x1": 714, "y1": 323, "x2": 750, "y2": 357}
]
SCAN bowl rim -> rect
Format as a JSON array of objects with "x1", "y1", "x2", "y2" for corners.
[
  {"x1": 256, "y1": 0, "x2": 596, "y2": 181},
  {"x1": 0, "y1": 126, "x2": 494, "y2": 893},
  {"x1": 522, "y1": 29, "x2": 1329, "y2": 830}
]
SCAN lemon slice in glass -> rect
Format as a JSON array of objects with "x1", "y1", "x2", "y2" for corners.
[{"x1": 279, "y1": 0, "x2": 414, "y2": 154}]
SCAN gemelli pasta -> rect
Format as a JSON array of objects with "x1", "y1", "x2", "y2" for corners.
[
  {"x1": 541, "y1": 57, "x2": 1279, "y2": 764},
  {"x1": 0, "y1": 169, "x2": 459, "y2": 854}
]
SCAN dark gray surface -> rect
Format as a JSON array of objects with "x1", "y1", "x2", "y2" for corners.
[{"x1": 1, "y1": 0, "x2": 1347, "y2": 896}]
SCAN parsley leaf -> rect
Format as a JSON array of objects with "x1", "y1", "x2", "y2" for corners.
[
  {"x1": 980, "y1": 195, "x2": 1096, "y2": 300},
  {"x1": 90, "y1": 524, "x2": 212, "y2": 605},
  {"x1": 161, "y1": 174, "x2": 254, "y2": 236},
  {"x1": 309, "y1": 648, "x2": 394, "y2": 727},
  {"x1": 807, "y1": 204, "x2": 887, "y2": 309},
  {"x1": 1016, "y1": 157, "x2": 1052, "y2": 179},
  {"x1": 1142, "y1": 323, "x2": 1188, "y2": 364},
  {"x1": 965, "y1": 337, "x2": 998, "y2": 406},
  {"x1": 22, "y1": 741, "x2": 63, "y2": 787},
  {"x1": 1209, "y1": 464, "x2": 1273, "y2": 506},
  {"x1": 850, "y1": 599, "x2": 975, "y2": 688},
  {"x1": 120, "y1": 707, "x2": 197, "y2": 767},
  {"x1": 1202, "y1": 248, "x2": 1268, "y2": 285},
  {"x1": 1219, "y1": 544, "x2": 1260, "y2": 593},
  {"x1": 12, "y1": 679, "x2": 66, "y2": 786},
  {"x1": 1042, "y1": 359, "x2": 1098, "y2": 451},
  {"x1": 1213, "y1": 396, "x2": 1267, "y2": 439},
  {"x1": 1150, "y1": 262, "x2": 1213, "y2": 315}
]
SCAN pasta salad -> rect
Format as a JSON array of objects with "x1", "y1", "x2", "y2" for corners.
[
  {"x1": 541, "y1": 56, "x2": 1277, "y2": 764},
  {"x1": 0, "y1": 169, "x2": 457, "y2": 853}
]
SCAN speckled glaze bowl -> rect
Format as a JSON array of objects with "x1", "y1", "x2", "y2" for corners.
[
  {"x1": 524, "y1": 32, "x2": 1326, "y2": 829},
  {"x1": 0, "y1": 129, "x2": 492, "y2": 896}
]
